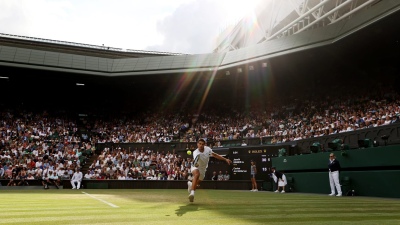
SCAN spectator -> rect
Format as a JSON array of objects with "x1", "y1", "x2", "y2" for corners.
[
  {"x1": 217, "y1": 171, "x2": 224, "y2": 181},
  {"x1": 84, "y1": 171, "x2": 92, "y2": 180},
  {"x1": 17, "y1": 167, "x2": 29, "y2": 186},
  {"x1": 60, "y1": 171, "x2": 71, "y2": 181},
  {"x1": 211, "y1": 171, "x2": 218, "y2": 181},
  {"x1": 41, "y1": 172, "x2": 50, "y2": 189},
  {"x1": 26, "y1": 173, "x2": 35, "y2": 180},
  {"x1": 49, "y1": 170, "x2": 60, "y2": 189},
  {"x1": 223, "y1": 171, "x2": 230, "y2": 181},
  {"x1": 7, "y1": 172, "x2": 17, "y2": 186}
]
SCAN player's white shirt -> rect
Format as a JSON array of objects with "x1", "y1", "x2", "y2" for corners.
[{"x1": 192, "y1": 146, "x2": 214, "y2": 170}]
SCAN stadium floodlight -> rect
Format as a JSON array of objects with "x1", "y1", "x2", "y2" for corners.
[
  {"x1": 328, "y1": 139, "x2": 343, "y2": 151},
  {"x1": 226, "y1": 71, "x2": 230, "y2": 76},
  {"x1": 76, "y1": 83, "x2": 85, "y2": 86},
  {"x1": 0, "y1": 76, "x2": 9, "y2": 79},
  {"x1": 310, "y1": 142, "x2": 321, "y2": 153},
  {"x1": 237, "y1": 68, "x2": 242, "y2": 73},
  {"x1": 262, "y1": 62, "x2": 267, "y2": 68},
  {"x1": 249, "y1": 65, "x2": 254, "y2": 71}
]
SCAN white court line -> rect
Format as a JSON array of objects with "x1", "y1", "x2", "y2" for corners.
[{"x1": 82, "y1": 192, "x2": 119, "y2": 208}]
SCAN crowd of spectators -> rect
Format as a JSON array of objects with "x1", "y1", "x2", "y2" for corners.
[
  {"x1": 211, "y1": 170, "x2": 230, "y2": 181},
  {"x1": 1, "y1": 82, "x2": 400, "y2": 183},
  {"x1": 0, "y1": 110, "x2": 94, "y2": 186},
  {"x1": 86, "y1": 86, "x2": 400, "y2": 146},
  {"x1": 82, "y1": 147, "x2": 192, "y2": 181}
]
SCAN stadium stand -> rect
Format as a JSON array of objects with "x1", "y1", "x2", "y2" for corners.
[{"x1": 1, "y1": 0, "x2": 400, "y2": 194}]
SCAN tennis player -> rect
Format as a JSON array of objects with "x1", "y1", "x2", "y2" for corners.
[{"x1": 187, "y1": 138, "x2": 232, "y2": 202}]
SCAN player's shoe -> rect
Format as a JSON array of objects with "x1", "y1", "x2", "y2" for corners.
[
  {"x1": 274, "y1": 190, "x2": 279, "y2": 193},
  {"x1": 189, "y1": 194, "x2": 194, "y2": 202},
  {"x1": 187, "y1": 181, "x2": 192, "y2": 193},
  {"x1": 281, "y1": 190, "x2": 285, "y2": 193}
]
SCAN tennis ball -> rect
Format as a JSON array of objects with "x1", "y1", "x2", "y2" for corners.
[{"x1": 187, "y1": 150, "x2": 192, "y2": 155}]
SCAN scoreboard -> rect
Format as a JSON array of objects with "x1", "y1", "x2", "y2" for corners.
[{"x1": 229, "y1": 146, "x2": 281, "y2": 180}]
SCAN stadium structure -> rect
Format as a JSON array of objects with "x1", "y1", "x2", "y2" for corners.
[
  {"x1": 214, "y1": 0, "x2": 389, "y2": 52},
  {"x1": 0, "y1": 1, "x2": 398, "y2": 108},
  {"x1": 1, "y1": 0, "x2": 400, "y2": 197},
  {"x1": 0, "y1": 0, "x2": 399, "y2": 132},
  {"x1": 1, "y1": 1, "x2": 398, "y2": 78}
]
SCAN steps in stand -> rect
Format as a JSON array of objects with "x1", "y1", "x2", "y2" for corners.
[{"x1": 81, "y1": 154, "x2": 97, "y2": 174}]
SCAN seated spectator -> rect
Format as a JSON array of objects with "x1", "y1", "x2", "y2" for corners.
[
  {"x1": 60, "y1": 171, "x2": 71, "y2": 181},
  {"x1": 84, "y1": 171, "x2": 92, "y2": 180},
  {"x1": 26, "y1": 173, "x2": 35, "y2": 180},
  {"x1": 17, "y1": 168, "x2": 29, "y2": 186},
  {"x1": 0, "y1": 165, "x2": 4, "y2": 178},
  {"x1": 41, "y1": 173, "x2": 50, "y2": 189},
  {"x1": 223, "y1": 171, "x2": 230, "y2": 181},
  {"x1": 217, "y1": 171, "x2": 224, "y2": 181},
  {"x1": 48, "y1": 170, "x2": 60, "y2": 189},
  {"x1": 7, "y1": 173, "x2": 17, "y2": 186},
  {"x1": 211, "y1": 171, "x2": 218, "y2": 181},
  {"x1": 126, "y1": 173, "x2": 134, "y2": 180}
]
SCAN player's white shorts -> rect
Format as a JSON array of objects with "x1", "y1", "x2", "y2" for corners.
[{"x1": 191, "y1": 166, "x2": 206, "y2": 180}]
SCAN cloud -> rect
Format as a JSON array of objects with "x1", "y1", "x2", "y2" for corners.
[
  {"x1": 0, "y1": 1, "x2": 37, "y2": 36},
  {"x1": 146, "y1": 0, "x2": 230, "y2": 54},
  {"x1": 0, "y1": 0, "x2": 259, "y2": 54},
  {"x1": 0, "y1": 0, "x2": 196, "y2": 51},
  {"x1": 0, "y1": 0, "x2": 74, "y2": 39}
]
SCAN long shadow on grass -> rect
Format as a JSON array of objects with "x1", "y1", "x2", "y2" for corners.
[{"x1": 175, "y1": 204, "x2": 200, "y2": 216}]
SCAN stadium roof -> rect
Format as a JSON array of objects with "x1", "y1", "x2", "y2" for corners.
[
  {"x1": 0, "y1": 32, "x2": 185, "y2": 59},
  {"x1": 214, "y1": 0, "x2": 388, "y2": 52},
  {"x1": 0, "y1": 0, "x2": 399, "y2": 77}
]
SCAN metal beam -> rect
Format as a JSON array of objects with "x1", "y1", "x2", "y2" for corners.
[
  {"x1": 266, "y1": 0, "x2": 331, "y2": 41},
  {"x1": 295, "y1": 0, "x2": 355, "y2": 34},
  {"x1": 331, "y1": 0, "x2": 377, "y2": 24}
]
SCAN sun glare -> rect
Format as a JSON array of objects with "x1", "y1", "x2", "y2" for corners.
[{"x1": 219, "y1": 0, "x2": 262, "y2": 25}]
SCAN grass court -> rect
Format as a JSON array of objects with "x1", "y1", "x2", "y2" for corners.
[{"x1": 1, "y1": 189, "x2": 400, "y2": 225}]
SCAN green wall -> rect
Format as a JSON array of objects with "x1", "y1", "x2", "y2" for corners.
[
  {"x1": 274, "y1": 145, "x2": 400, "y2": 170},
  {"x1": 284, "y1": 170, "x2": 400, "y2": 198},
  {"x1": 272, "y1": 145, "x2": 400, "y2": 198}
]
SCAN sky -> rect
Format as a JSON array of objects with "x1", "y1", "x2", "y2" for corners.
[{"x1": 0, "y1": 0, "x2": 262, "y2": 54}]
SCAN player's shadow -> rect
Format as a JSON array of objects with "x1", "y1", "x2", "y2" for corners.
[{"x1": 175, "y1": 204, "x2": 200, "y2": 217}]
